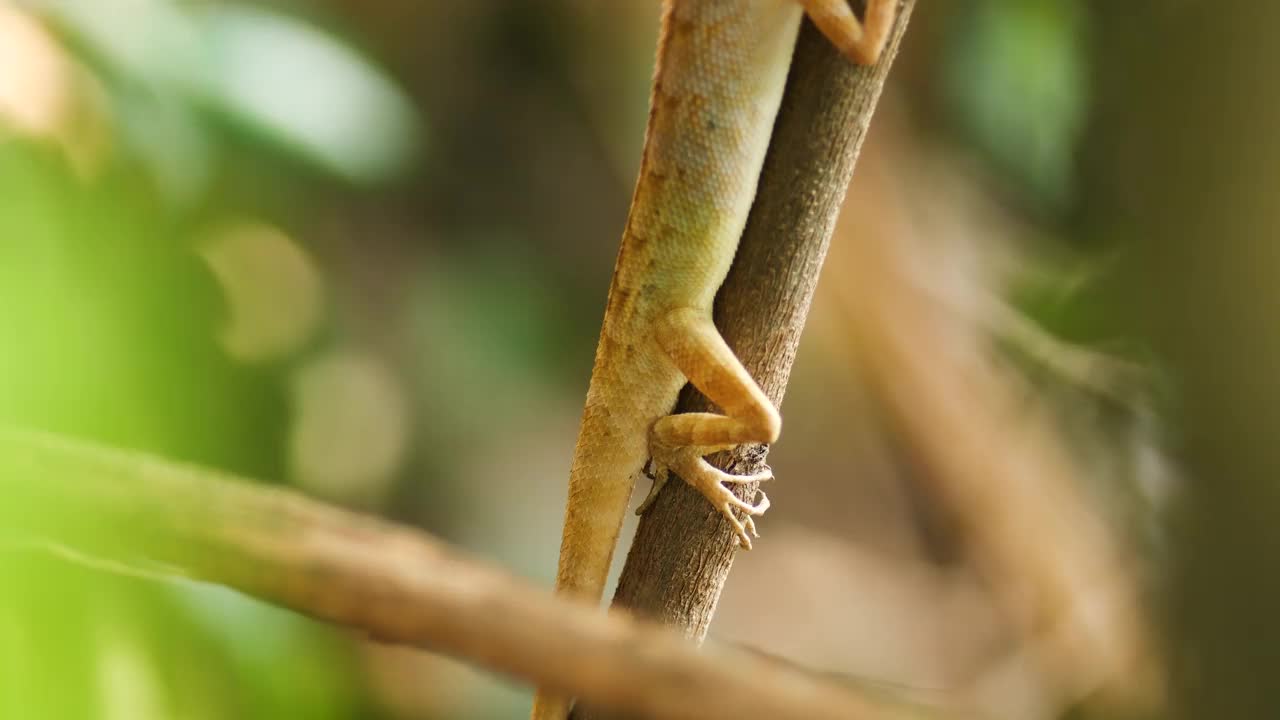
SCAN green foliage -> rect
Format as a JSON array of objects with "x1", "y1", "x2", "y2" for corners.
[
  {"x1": 36, "y1": 0, "x2": 422, "y2": 197},
  {"x1": 942, "y1": 0, "x2": 1088, "y2": 209},
  {"x1": 1, "y1": 2, "x2": 424, "y2": 716},
  {"x1": 197, "y1": 5, "x2": 423, "y2": 183}
]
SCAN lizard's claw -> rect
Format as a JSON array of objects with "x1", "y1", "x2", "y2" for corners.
[
  {"x1": 636, "y1": 459, "x2": 671, "y2": 515},
  {"x1": 641, "y1": 445, "x2": 772, "y2": 549}
]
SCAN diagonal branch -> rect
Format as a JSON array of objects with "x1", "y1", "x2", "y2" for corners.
[{"x1": 0, "y1": 428, "x2": 956, "y2": 720}]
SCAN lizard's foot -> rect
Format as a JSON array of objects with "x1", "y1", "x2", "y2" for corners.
[{"x1": 639, "y1": 445, "x2": 772, "y2": 549}]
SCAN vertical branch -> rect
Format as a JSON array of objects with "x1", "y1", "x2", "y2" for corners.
[{"x1": 605, "y1": 0, "x2": 914, "y2": 645}]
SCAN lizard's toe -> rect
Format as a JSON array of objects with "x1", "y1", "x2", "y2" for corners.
[{"x1": 659, "y1": 449, "x2": 771, "y2": 548}]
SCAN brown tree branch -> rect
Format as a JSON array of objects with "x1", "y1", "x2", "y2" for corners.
[
  {"x1": 0, "y1": 428, "x2": 952, "y2": 720},
  {"x1": 825, "y1": 132, "x2": 1164, "y2": 715},
  {"x1": 600, "y1": 0, "x2": 915, "y2": 640}
]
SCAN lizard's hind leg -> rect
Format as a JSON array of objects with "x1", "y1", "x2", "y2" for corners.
[
  {"x1": 643, "y1": 307, "x2": 779, "y2": 548},
  {"x1": 798, "y1": 0, "x2": 897, "y2": 65}
]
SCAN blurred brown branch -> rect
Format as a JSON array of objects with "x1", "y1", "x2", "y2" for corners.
[
  {"x1": 824, "y1": 125, "x2": 1165, "y2": 716},
  {"x1": 0, "y1": 428, "x2": 957, "y2": 720},
  {"x1": 601, "y1": 0, "x2": 916, "y2": 646}
]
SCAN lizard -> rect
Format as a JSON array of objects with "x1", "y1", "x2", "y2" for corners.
[{"x1": 532, "y1": 1, "x2": 895, "y2": 718}]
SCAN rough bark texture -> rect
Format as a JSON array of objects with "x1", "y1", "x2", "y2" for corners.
[
  {"x1": 0, "y1": 429, "x2": 951, "y2": 720},
  {"x1": 603, "y1": 1, "x2": 914, "y2": 639}
]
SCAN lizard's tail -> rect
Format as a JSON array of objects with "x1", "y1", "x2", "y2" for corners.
[
  {"x1": 530, "y1": 693, "x2": 574, "y2": 720},
  {"x1": 553, "y1": 448, "x2": 642, "y2": 599},
  {"x1": 530, "y1": 406, "x2": 648, "y2": 720}
]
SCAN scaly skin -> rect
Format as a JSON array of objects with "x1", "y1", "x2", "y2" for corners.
[{"x1": 532, "y1": 2, "x2": 894, "y2": 718}]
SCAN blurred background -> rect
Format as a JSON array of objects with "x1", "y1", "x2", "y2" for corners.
[{"x1": 0, "y1": 0, "x2": 1275, "y2": 718}]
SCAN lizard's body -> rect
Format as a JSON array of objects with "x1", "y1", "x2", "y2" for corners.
[
  {"x1": 555, "y1": 0, "x2": 802, "y2": 598},
  {"x1": 534, "y1": 2, "x2": 894, "y2": 718}
]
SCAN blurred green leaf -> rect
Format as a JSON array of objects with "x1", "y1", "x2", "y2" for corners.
[
  {"x1": 196, "y1": 5, "x2": 423, "y2": 183},
  {"x1": 33, "y1": 0, "x2": 422, "y2": 189},
  {"x1": 31, "y1": 0, "x2": 204, "y2": 92},
  {"x1": 111, "y1": 93, "x2": 214, "y2": 202},
  {"x1": 176, "y1": 585, "x2": 363, "y2": 719},
  {"x1": 412, "y1": 245, "x2": 570, "y2": 439},
  {"x1": 943, "y1": 0, "x2": 1088, "y2": 209}
]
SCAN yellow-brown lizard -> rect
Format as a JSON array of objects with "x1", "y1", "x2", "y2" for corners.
[{"x1": 533, "y1": 2, "x2": 894, "y2": 717}]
